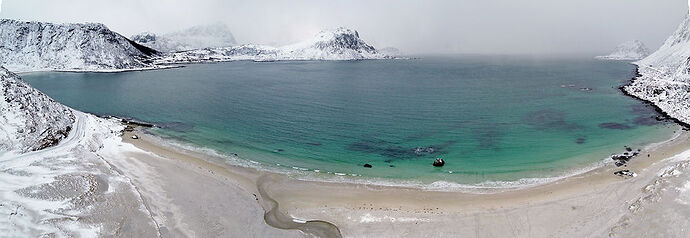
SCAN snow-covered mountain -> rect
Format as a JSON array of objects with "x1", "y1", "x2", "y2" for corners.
[
  {"x1": 595, "y1": 40, "x2": 650, "y2": 60},
  {"x1": 0, "y1": 67, "x2": 74, "y2": 152},
  {"x1": 131, "y1": 23, "x2": 237, "y2": 52},
  {"x1": 278, "y1": 27, "x2": 384, "y2": 60},
  {"x1": 623, "y1": 13, "x2": 690, "y2": 125},
  {"x1": 0, "y1": 19, "x2": 158, "y2": 72},
  {"x1": 154, "y1": 27, "x2": 391, "y2": 64},
  {"x1": 379, "y1": 47, "x2": 402, "y2": 57}
]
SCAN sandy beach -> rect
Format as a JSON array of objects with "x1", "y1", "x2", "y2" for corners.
[{"x1": 109, "y1": 123, "x2": 690, "y2": 237}]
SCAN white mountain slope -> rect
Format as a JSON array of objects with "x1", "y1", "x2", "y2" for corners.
[
  {"x1": 131, "y1": 23, "x2": 238, "y2": 52},
  {"x1": 0, "y1": 67, "x2": 74, "y2": 152},
  {"x1": 0, "y1": 19, "x2": 158, "y2": 72},
  {"x1": 154, "y1": 27, "x2": 391, "y2": 64},
  {"x1": 0, "y1": 66, "x2": 160, "y2": 236},
  {"x1": 623, "y1": 11, "x2": 690, "y2": 125},
  {"x1": 596, "y1": 40, "x2": 650, "y2": 60}
]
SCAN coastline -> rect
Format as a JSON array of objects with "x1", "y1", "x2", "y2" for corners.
[
  {"x1": 114, "y1": 120, "x2": 690, "y2": 237},
  {"x1": 620, "y1": 66, "x2": 690, "y2": 129}
]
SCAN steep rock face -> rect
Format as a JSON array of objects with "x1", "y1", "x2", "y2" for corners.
[
  {"x1": 153, "y1": 27, "x2": 390, "y2": 63},
  {"x1": 596, "y1": 40, "x2": 650, "y2": 60},
  {"x1": 132, "y1": 23, "x2": 237, "y2": 52},
  {"x1": 0, "y1": 67, "x2": 75, "y2": 152},
  {"x1": 0, "y1": 19, "x2": 157, "y2": 72},
  {"x1": 624, "y1": 14, "x2": 690, "y2": 125}
]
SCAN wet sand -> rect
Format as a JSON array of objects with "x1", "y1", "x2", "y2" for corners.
[{"x1": 115, "y1": 125, "x2": 690, "y2": 237}]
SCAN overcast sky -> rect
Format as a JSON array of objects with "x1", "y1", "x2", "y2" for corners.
[{"x1": 0, "y1": 0, "x2": 687, "y2": 55}]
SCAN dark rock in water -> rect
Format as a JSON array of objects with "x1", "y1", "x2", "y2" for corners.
[
  {"x1": 363, "y1": 163, "x2": 373, "y2": 168},
  {"x1": 599, "y1": 123, "x2": 633, "y2": 130},
  {"x1": 625, "y1": 146, "x2": 633, "y2": 152},
  {"x1": 614, "y1": 170, "x2": 637, "y2": 178},
  {"x1": 433, "y1": 158, "x2": 445, "y2": 167},
  {"x1": 389, "y1": 165, "x2": 395, "y2": 168},
  {"x1": 575, "y1": 137, "x2": 586, "y2": 144}
]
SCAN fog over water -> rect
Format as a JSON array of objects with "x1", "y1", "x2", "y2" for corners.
[{"x1": 0, "y1": 0, "x2": 686, "y2": 55}]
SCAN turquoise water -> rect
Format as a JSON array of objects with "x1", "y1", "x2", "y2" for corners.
[{"x1": 22, "y1": 56, "x2": 675, "y2": 185}]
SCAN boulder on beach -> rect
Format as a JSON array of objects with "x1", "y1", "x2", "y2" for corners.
[
  {"x1": 614, "y1": 169, "x2": 637, "y2": 178},
  {"x1": 363, "y1": 163, "x2": 373, "y2": 168}
]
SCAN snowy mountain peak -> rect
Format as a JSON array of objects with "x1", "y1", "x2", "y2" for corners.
[
  {"x1": 132, "y1": 23, "x2": 237, "y2": 52},
  {"x1": 595, "y1": 40, "x2": 650, "y2": 61},
  {"x1": 283, "y1": 27, "x2": 378, "y2": 56},
  {"x1": 0, "y1": 19, "x2": 158, "y2": 72},
  {"x1": 0, "y1": 66, "x2": 75, "y2": 152}
]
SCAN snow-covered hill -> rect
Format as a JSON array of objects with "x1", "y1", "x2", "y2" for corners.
[
  {"x1": 0, "y1": 19, "x2": 158, "y2": 72},
  {"x1": 623, "y1": 13, "x2": 690, "y2": 125},
  {"x1": 379, "y1": 47, "x2": 402, "y2": 57},
  {"x1": 154, "y1": 27, "x2": 391, "y2": 64},
  {"x1": 596, "y1": 40, "x2": 650, "y2": 60},
  {"x1": 0, "y1": 67, "x2": 74, "y2": 152},
  {"x1": 131, "y1": 23, "x2": 237, "y2": 52}
]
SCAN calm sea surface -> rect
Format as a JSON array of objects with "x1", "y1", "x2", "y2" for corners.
[{"x1": 22, "y1": 56, "x2": 675, "y2": 186}]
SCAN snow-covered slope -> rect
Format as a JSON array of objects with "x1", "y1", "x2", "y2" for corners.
[
  {"x1": 623, "y1": 13, "x2": 690, "y2": 125},
  {"x1": 154, "y1": 27, "x2": 391, "y2": 64},
  {"x1": 0, "y1": 19, "x2": 158, "y2": 72},
  {"x1": 596, "y1": 40, "x2": 650, "y2": 60},
  {"x1": 131, "y1": 23, "x2": 237, "y2": 52},
  {"x1": 0, "y1": 66, "x2": 160, "y2": 236},
  {"x1": 0, "y1": 67, "x2": 74, "y2": 152}
]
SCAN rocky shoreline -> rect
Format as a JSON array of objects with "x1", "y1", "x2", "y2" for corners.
[{"x1": 620, "y1": 66, "x2": 690, "y2": 129}]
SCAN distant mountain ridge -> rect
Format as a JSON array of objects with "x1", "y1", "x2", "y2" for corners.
[
  {"x1": 131, "y1": 23, "x2": 238, "y2": 52},
  {"x1": 0, "y1": 19, "x2": 158, "y2": 72},
  {"x1": 154, "y1": 27, "x2": 391, "y2": 63},
  {"x1": 0, "y1": 19, "x2": 397, "y2": 72},
  {"x1": 595, "y1": 40, "x2": 650, "y2": 61}
]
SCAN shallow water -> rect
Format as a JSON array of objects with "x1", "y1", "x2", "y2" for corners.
[{"x1": 22, "y1": 55, "x2": 675, "y2": 185}]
